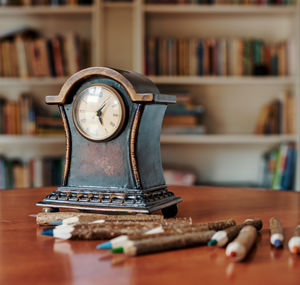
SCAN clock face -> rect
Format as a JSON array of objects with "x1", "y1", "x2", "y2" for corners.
[{"x1": 73, "y1": 84, "x2": 126, "y2": 141}]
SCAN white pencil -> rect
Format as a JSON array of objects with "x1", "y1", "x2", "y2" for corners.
[
  {"x1": 208, "y1": 219, "x2": 262, "y2": 247},
  {"x1": 288, "y1": 225, "x2": 300, "y2": 254},
  {"x1": 225, "y1": 225, "x2": 257, "y2": 262}
]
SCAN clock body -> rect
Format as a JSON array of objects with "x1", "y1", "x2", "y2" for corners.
[{"x1": 36, "y1": 67, "x2": 182, "y2": 216}]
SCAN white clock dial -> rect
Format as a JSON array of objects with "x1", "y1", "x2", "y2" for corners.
[{"x1": 73, "y1": 84, "x2": 125, "y2": 141}]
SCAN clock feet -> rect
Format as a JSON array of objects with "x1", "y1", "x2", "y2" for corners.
[
  {"x1": 161, "y1": 204, "x2": 178, "y2": 218},
  {"x1": 42, "y1": 207, "x2": 60, "y2": 213}
]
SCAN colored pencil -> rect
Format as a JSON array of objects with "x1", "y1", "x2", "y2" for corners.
[
  {"x1": 97, "y1": 218, "x2": 236, "y2": 249},
  {"x1": 111, "y1": 230, "x2": 216, "y2": 256},
  {"x1": 208, "y1": 218, "x2": 262, "y2": 247},
  {"x1": 269, "y1": 217, "x2": 284, "y2": 248},
  {"x1": 288, "y1": 224, "x2": 300, "y2": 254},
  {"x1": 225, "y1": 225, "x2": 258, "y2": 262}
]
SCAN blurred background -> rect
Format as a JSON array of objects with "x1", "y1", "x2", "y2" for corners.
[{"x1": 0, "y1": 0, "x2": 298, "y2": 191}]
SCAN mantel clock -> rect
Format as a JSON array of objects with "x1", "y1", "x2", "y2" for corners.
[{"x1": 36, "y1": 67, "x2": 182, "y2": 217}]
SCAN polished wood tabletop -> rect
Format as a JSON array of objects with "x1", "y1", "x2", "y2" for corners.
[{"x1": 0, "y1": 186, "x2": 300, "y2": 285}]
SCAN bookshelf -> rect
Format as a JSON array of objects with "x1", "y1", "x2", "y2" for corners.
[
  {"x1": 0, "y1": 1, "x2": 99, "y2": 188},
  {"x1": 1, "y1": 0, "x2": 299, "y2": 190},
  {"x1": 160, "y1": 134, "x2": 298, "y2": 145},
  {"x1": 143, "y1": 4, "x2": 296, "y2": 15},
  {"x1": 149, "y1": 76, "x2": 295, "y2": 85},
  {"x1": 128, "y1": 0, "x2": 299, "y2": 190}
]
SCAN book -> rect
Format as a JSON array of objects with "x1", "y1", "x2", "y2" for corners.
[
  {"x1": 0, "y1": 156, "x2": 64, "y2": 189},
  {"x1": 162, "y1": 126, "x2": 206, "y2": 135},
  {"x1": 146, "y1": 37, "x2": 290, "y2": 77},
  {"x1": 262, "y1": 143, "x2": 296, "y2": 190},
  {"x1": 0, "y1": 27, "x2": 90, "y2": 78},
  {"x1": 0, "y1": 93, "x2": 64, "y2": 135},
  {"x1": 254, "y1": 92, "x2": 294, "y2": 135}
]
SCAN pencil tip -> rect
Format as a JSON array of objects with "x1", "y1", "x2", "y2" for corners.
[
  {"x1": 274, "y1": 240, "x2": 282, "y2": 248},
  {"x1": 292, "y1": 246, "x2": 300, "y2": 254},
  {"x1": 208, "y1": 239, "x2": 217, "y2": 246},
  {"x1": 41, "y1": 229, "x2": 54, "y2": 236},
  {"x1": 229, "y1": 251, "x2": 236, "y2": 257},
  {"x1": 49, "y1": 220, "x2": 62, "y2": 226},
  {"x1": 97, "y1": 242, "x2": 112, "y2": 250},
  {"x1": 111, "y1": 247, "x2": 124, "y2": 254}
]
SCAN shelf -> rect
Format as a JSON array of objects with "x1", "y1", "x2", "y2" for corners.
[
  {"x1": 0, "y1": 77, "x2": 67, "y2": 86},
  {"x1": 149, "y1": 76, "x2": 295, "y2": 85},
  {"x1": 0, "y1": 5, "x2": 93, "y2": 16},
  {"x1": 104, "y1": 2, "x2": 134, "y2": 8},
  {"x1": 0, "y1": 135, "x2": 65, "y2": 145},
  {"x1": 144, "y1": 4, "x2": 296, "y2": 15},
  {"x1": 160, "y1": 134, "x2": 298, "y2": 144}
]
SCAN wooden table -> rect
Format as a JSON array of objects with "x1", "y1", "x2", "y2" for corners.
[{"x1": 0, "y1": 186, "x2": 300, "y2": 285}]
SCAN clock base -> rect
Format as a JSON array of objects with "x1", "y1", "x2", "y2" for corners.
[{"x1": 36, "y1": 186, "x2": 182, "y2": 217}]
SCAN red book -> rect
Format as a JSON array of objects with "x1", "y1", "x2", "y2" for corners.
[{"x1": 51, "y1": 36, "x2": 64, "y2": 77}]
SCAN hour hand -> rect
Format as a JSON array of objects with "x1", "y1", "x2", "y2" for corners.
[
  {"x1": 97, "y1": 103, "x2": 106, "y2": 117},
  {"x1": 99, "y1": 116, "x2": 103, "y2": 125}
]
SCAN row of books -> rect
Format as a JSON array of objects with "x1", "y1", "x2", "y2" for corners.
[
  {"x1": 0, "y1": 28, "x2": 90, "y2": 78},
  {"x1": 145, "y1": 37, "x2": 291, "y2": 76},
  {"x1": 254, "y1": 92, "x2": 295, "y2": 135},
  {"x1": 0, "y1": 93, "x2": 64, "y2": 135},
  {"x1": 0, "y1": 156, "x2": 63, "y2": 189},
  {"x1": 262, "y1": 143, "x2": 296, "y2": 190},
  {"x1": 145, "y1": 0, "x2": 294, "y2": 4},
  {"x1": 0, "y1": 0, "x2": 92, "y2": 5},
  {"x1": 162, "y1": 92, "x2": 206, "y2": 134}
]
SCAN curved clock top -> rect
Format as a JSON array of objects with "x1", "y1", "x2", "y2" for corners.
[{"x1": 46, "y1": 67, "x2": 175, "y2": 105}]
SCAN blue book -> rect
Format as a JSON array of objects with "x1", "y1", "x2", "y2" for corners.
[
  {"x1": 0, "y1": 157, "x2": 6, "y2": 189},
  {"x1": 197, "y1": 41, "x2": 204, "y2": 76},
  {"x1": 282, "y1": 146, "x2": 296, "y2": 190}
]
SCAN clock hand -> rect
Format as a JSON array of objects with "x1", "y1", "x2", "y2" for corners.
[
  {"x1": 99, "y1": 116, "x2": 103, "y2": 126},
  {"x1": 97, "y1": 98, "x2": 110, "y2": 114},
  {"x1": 96, "y1": 103, "x2": 106, "y2": 117}
]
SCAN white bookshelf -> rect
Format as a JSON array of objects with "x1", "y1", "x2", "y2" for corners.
[
  {"x1": 0, "y1": 0, "x2": 299, "y2": 190},
  {"x1": 0, "y1": 135, "x2": 65, "y2": 145},
  {"x1": 160, "y1": 134, "x2": 298, "y2": 145},
  {"x1": 128, "y1": 0, "x2": 299, "y2": 189},
  {"x1": 0, "y1": 77, "x2": 67, "y2": 86},
  {"x1": 144, "y1": 4, "x2": 296, "y2": 15},
  {"x1": 104, "y1": 2, "x2": 134, "y2": 8},
  {"x1": 149, "y1": 76, "x2": 296, "y2": 85},
  {"x1": 0, "y1": 2, "x2": 99, "y2": 173},
  {"x1": 0, "y1": 5, "x2": 93, "y2": 15}
]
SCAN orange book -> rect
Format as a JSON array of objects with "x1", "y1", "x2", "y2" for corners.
[
  {"x1": 254, "y1": 103, "x2": 270, "y2": 134},
  {"x1": 163, "y1": 115, "x2": 197, "y2": 127}
]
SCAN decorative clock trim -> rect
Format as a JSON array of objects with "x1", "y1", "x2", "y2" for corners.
[
  {"x1": 59, "y1": 105, "x2": 71, "y2": 186},
  {"x1": 129, "y1": 104, "x2": 143, "y2": 189},
  {"x1": 40, "y1": 188, "x2": 179, "y2": 213},
  {"x1": 45, "y1": 67, "x2": 154, "y2": 104}
]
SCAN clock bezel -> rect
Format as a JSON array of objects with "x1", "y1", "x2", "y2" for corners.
[{"x1": 72, "y1": 83, "x2": 126, "y2": 142}]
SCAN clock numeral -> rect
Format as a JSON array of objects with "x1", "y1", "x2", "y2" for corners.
[
  {"x1": 111, "y1": 103, "x2": 118, "y2": 108},
  {"x1": 110, "y1": 122, "x2": 115, "y2": 127},
  {"x1": 79, "y1": 109, "x2": 85, "y2": 113},
  {"x1": 81, "y1": 119, "x2": 86, "y2": 124},
  {"x1": 113, "y1": 113, "x2": 118, "y2": 117}
]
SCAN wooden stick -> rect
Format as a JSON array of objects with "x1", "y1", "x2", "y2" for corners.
[
  {"x1": 36, "y1": 212, "x2": 164, "y2": 226},
  {"x1": 123, "y1": 231, "x2": 216, "y2": 256}
]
